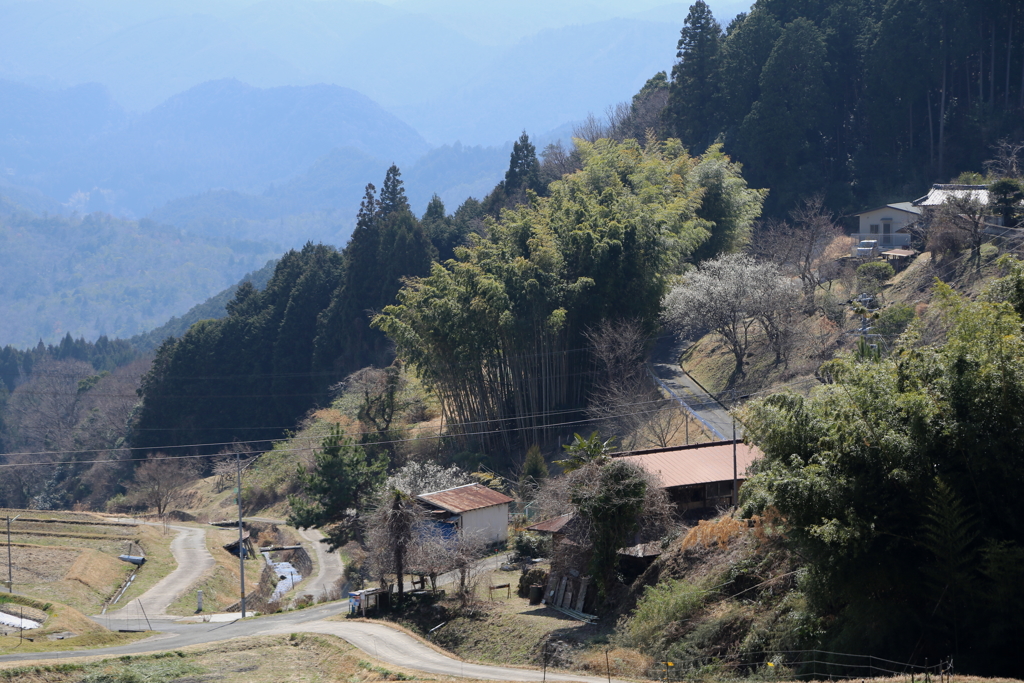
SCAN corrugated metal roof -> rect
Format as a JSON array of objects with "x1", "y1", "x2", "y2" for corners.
[
  {"x1": 527, "y1": 513, "x2": 573, "y2": 534},
  {"x1": 614, "y1": 441, "x2": 763, "y2": 488},
  {"x1": 417, "y1": 483, "x2": 513, "y2": 514}
]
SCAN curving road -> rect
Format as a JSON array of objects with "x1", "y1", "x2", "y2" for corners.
[
  {"x1": 293, "y1": 526, "x2": 344, "y2": 600},
  {"x1": 102, "y1": 521, "x2": 215, "y2": 619},
  {"x1": 0, "y1": 603, "x2": 622, "y2": 683}
]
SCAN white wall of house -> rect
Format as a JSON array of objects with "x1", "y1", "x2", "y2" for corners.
[
  {"x1": 852, "y1": 206, "x2": 916, "y2": 254},
  {"x1": 459, "y1": 504, "x2": 509, "y2": 544}
]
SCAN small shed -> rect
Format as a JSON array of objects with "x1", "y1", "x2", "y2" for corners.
[
  {"x1": 614, "y1": 440, "x2": 764, "y2": 514},
  {"x1": 417, "y1": 483, "x2": 513, "y2": 545}
]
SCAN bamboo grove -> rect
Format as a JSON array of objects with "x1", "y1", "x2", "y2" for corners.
[{"x1": 374, "y1": 138, "x2": 765, "y2": 455}]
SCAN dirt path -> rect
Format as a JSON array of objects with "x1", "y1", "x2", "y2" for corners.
[{"x1": 105, "y1": 524, "x2": 214, "y2": 618}]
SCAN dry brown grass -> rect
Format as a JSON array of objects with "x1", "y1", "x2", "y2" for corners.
[
  {"x1": 576, "y1": 646, "x2": 653, "y2": 678},
  {"x1": 63, "y1": 550, "x2": 125, "y2": 595},
  {"x1": 0, "y1": 632, "x2": 547, "y2": 683},
  {"x1": 679, "y1": 517, "x2": 749, "y2": 551},
  {"x1": 0, "y1": 594, "x2": 148, "y2": 656}
]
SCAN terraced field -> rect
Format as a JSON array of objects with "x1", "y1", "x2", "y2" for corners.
[{"x1": 1, "y1": 509, "x2": 176, "y2": 616}]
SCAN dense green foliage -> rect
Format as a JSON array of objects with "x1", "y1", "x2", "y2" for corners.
[
  {"x1": 376, "y1": 138, "x2": 764, "y2": 455},
  {"x1": 134, "y1": 167, "x2": 437, "y2": 453},
  {"x1": 665, "y1": 0, "x2": 1024, "y2": 214},
  {"x1": 741, "y1": 280, "x2": 1024, "y2": 672},
  {"x1": 288, "y1": 426, "x2": 388, "y2": 550},
  {"x1": 0, "y1": 207, "x2": 277, "y2": 348}
]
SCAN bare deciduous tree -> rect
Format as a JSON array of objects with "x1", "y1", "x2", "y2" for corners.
[
  {"x1": 4, "y1": 359, "x2": 94, "y2": 453},
  {"x1": 585, "y1": 319, "x2": 662, "y2": 450},
  {"x1": 984, "y1": 138, "x2": 1024, "y2": 179},
  {"x1": 128, "y1": 454, "x2": 199, "y2": 516},
  {"x1": 933, "y1": 191, "x2": 990, "y2": 265},
  {"x1": 753, "y1": 195, "x2": 845, "y2": 301}
]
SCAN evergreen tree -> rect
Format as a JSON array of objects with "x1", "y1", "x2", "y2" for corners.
[
  {"x1": 667, "y1": 1, "x2": 724, "y2": 151},
  {"x1": 739, "y1": 17, "x2": 829, "y2": 209},
  {"x1": 378, "y1": 165, "x2": 410, "y2": 217},
  {"x1": 505, "y1": 131, "x2": 543, "y2": 196}
]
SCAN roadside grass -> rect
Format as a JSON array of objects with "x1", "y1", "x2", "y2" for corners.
[
  {"x1": 116, "y1": 525, "x2": 178, "y2": 607},
  {"x1": 0, "y1": 632, "x2": 479, "y2": 683},
  {"x1": 164, "y1": 526, "x2": 262, "y2": 616},
  {"x1": 0, "y1": 594, "x2": 148, "y2": 656}
]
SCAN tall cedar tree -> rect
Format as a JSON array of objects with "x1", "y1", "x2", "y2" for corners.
[
  {"x1": 135, "y1": 167, "x2": 434, "y2": 454},
  {"x1": 660, "y1": 0, "x2": 1024, "y2": 216},
  {"x1": 667, "y1": 1, "x2": 723, "y2": 153}
]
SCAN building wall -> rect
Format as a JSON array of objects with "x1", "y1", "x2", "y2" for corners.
[
  {"x1": 853, "y1": 207, "x2": 914, "y2": 254},
  {"x1": 459, "y1": 504, "x2": 509, "y2": 544}
]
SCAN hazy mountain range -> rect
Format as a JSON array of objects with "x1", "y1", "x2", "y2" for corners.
[{"x1": 0, "y1": 0, "x2": 754, "y2": 347}]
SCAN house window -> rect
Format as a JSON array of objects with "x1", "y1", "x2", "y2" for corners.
[
  {"x1": 870, "y1": 224, "x2": 880, "y2": 234},
  {"x1": 882, "y1": 222, "x2": 892, "y2": 244}
]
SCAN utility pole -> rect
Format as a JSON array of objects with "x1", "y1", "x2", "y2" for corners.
[
  {"x1": 236, "y1": 452, "x2": 246, "y2": 618},
  {"x1": 731, "y1": 389, "x2": 738, "y2": 508},
  {"x1": 732, "y1": 415, "x2": 738, "y2": 507},
  {"x1": 7, "y1": 514, "x2": 19, "y2": 593}
]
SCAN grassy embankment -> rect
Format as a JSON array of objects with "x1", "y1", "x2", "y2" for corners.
[
  {"x1": 0, "y1": 509, "x2": 176, "y2": 616},
  {"x1": 0, "y1": 593, "x2": 149, "y2": 656},
  {"x1": 683, "y1": 246, "x2": 1005, "y2": 398}
]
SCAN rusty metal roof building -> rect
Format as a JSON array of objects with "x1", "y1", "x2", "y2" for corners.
[
  {"x1": 527, "y1": 513, "x2": 573, "y2": 534},
  {"x1": 613, "y1": 440, "x2": 764, "y2": 488},
  {"x1": 417, "y1": 483, "x2": 513, "y2": 514}
]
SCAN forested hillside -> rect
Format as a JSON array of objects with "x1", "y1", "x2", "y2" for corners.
[
  {"x1": 133, "y1": 167, "x2": 445, "y2": 452},
  {"x1": 0, "y1": 205, "x2": 277, "y2": 347},
  {"x1": 129, "y1": 259, "x2": 278, "y2": 353},
  {"x1": 662, "y1": 0, "x2": 1024, "y2": 214},
  {"x1": 134, "y1": 138, "x2": 763, "y2": 456}
]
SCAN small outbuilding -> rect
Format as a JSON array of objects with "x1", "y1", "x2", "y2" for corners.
[
  {"x1": 417, "y1": 483, "x2": 513, "y2": 545},
  {"x1": 614, "y1": 440, "x2": 764, "y2": 515}
]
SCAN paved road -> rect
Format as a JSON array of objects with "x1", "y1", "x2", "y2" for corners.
[
  {"x1": 294, "y1": 526, "x2": 344, "y2": 600},
  {"x1": 247, "y1": 517, "x2": 346, "y2": 601},
  {"x1": 649, "y1": 333, "x2": 743, "y2": 441},
  {"x1": 0, "y1": 603, "x2": 621, "y2": 683},
  {"x1": 105, "y1": 522, "x2": 215, "y2": 619}
]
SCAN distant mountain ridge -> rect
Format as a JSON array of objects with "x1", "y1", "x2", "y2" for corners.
[
  {"x1": 148, "y1": 142, "x2": 511, "y2": 245},
  {"x1": 0, "y1": 79, "x2": 429, "y2": 217}
]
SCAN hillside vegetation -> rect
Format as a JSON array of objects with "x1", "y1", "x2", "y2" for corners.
[{"x1": 0, "y1": 206, "x2": 277, "y2": 348}]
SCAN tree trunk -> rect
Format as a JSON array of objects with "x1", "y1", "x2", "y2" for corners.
[
  {"x1": 939, "y1": 58, "x2": 947, "y2": 174},
  {"x1": 1006, "y1": 18, "x2": 1014, "y2": 108},
  {"x1": 927, "y1": 90, "x2": 935, "y2": 169},
  {"x1": 991, "y1": 22, "x2": 996, "y2": 104}
]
